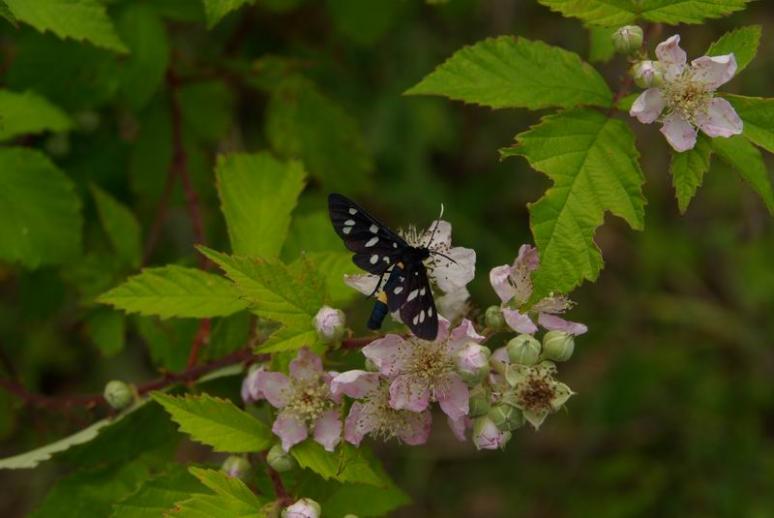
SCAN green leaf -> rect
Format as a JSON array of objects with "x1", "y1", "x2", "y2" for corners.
[
  {"x1": 91, "y1": 185, "x2": 142, "y2": 268},
  {"x1": 297, "y1": 475, "x2": 410, "y2": 518},
  {"x1": 588, "y1": 26, "x2": 616, "y2": 64},
  {"x1": 265, "y1": 77, "x2": 373, "y2": 194},
  {"x1": 0, "y1": 147, "x2": 82, "y2": 269},
  {"x1": 172, "y1": 494, "x2": 265, "y2": 518},
  {"x1": 189, "y1": 467, "x2": 264, "y2": 509},
  {"x1": 670, "y1": 135, "x2": 712, "y2": 214},
  {"x1": 260, "y1": 325, "x2": 320, "y2": 353},
  {"x1": 326, "y1": 0, "x2": 401, "y2": 46},
  {"x1": 201, "y1": 0, "x2": 254, "y2": 28},
  {"x1": 538, "y1": 0, "x2": 636, "y2": 26},
  {"x1": 726, "y1": 95, "x2": 774, "y2": 154},
  {"x1": 712, "y1": 135, "x2": 774, "y2": 214},
  {"x1": 215, "y1": 152, "x2": 306, "y2": 259},
  {"x1": 152, "y1": 393, "x2": 273, "y2": 453},
  {"x1": 129, "y1": 97, "x2": 173, "y2": 205},
  {"x1": 112, "y1": 465, "x2": 204, "y2": 518},
  {"x1": 99, "y1": 266, "x2": 248, "y2": 319},
  {"x1": 406, "y1": 36, "x2": 612, "y2": 110},
  {"x1": 0, "y1": 89, "x2": 71, "y2": 141},
  {"x1": 500, "y1": 109, "x2": 645, "y2": 301},
  {"x1": 303, "y1": 252, "x2": 360, "y2": 307},
  {"x1": 180, "y1": 80, "x2": 234, "y2": 142},
  {"x1": 4, "y1": 0, "x2": 128, "y2": 53},
  {"x1": 135, "y1": 316, "x2": 199, "y2": 372},
  {"x1": 87, "y1": 308, "x2": 126, "y2": 356},
  {"x1": 706, "y1": 25, "x2": 760, "y2": 74},
  {"x1": 0, "y1": 1, "x2": 17, "y2": 25},
  {"x1": 291, "y1": 440, "x2": 390, "y2": 487}
]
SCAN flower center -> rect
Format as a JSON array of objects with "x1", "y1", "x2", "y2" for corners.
[
  {"x1": 286, "y1": 379, "x2": 331, "y2": 423},
  {"x1": 662, "y1": 72, "x2": 713, "y2": 123},
  {"x1": 517, "y1": 376, "x2": 555, "y2": 412},
  {"x1": 406, "y1": 342, "x2": 454, "y2": 382}
]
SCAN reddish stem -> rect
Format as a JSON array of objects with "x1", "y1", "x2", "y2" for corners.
[
  {"x1": 263, "y1": 452, "x2": 292, "y2": 505},
  {"x1": 186, "y1": 319, "x2": 212, "y2": 369}
]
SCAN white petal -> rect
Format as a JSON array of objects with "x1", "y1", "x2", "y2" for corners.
[
  {"x1": 344, "y1": 273, "x2": 379, "y2": 295},
  {"x1": 630, "y1": 88, "x2": 665, "y2": 124},
  {"x1": 330, "y1": 370, "x2": 380, "y2": 399},
  {"x1": 423, "y1": 219, "x2": 452, "y2": 250},
  {"x1": 656, "y1": 34, "x2": 687, "y2": 68},
  {"x1": 502, "y1": 308, "x2": 538, "y2": 334},
  {"x1": 691, "y1": 54, "x2": 737, "y2": 90},
  {"x1": 660, "y1": 113, "x2": 698, "y2": 152},
  {"x1": 436, "y1": 287, "x2": 469, "y2": 322},
  {"x1": 489, "y1": 264, "x2": 515, "y2": 303},
  {"x1": 695, "y1": 97, "x2": 743, "y2": 138},
  {"x1": 432, "y1": 246, "x2": 475, "y2": 292}
]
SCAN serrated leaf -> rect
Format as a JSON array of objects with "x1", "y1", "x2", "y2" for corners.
[
  {"x1": 152, "y1": 393, "x2": 272, "y2": 453},
  {"x1": 216, "y1": 152, "x2": 306, "y2": 259},
  {"x1": 712, "y1": 135, "x2": 774, "y2": 214},
  {"x1": 265, "y1": 77, "x2": 373, "y2": 194},
  {"x1": 189, "y1": 467, "x2": 264, "y2": 509},
  {"x1": 290, "y1": 440, "x2": 389, "y2": 487},
  {"x1": 296, "y1": 475, "x2": 410, "y2": 518},
  {"x1": 87, "y1": 308, "x2": 126, "y2": 356},
  {"x1": 259, "y1": 326, "x2": 319, "y2": 353},
  {"x1": 538, "y1": 0, "x2": 636, "y2": 26},
  {"x1": 670, "y1": 135, "x2": 712, "y2": 214},
  {"x1": 706, "y1": 25, "x2": 760, "y2": 74},
  {"x1": 726, "y1": 95, "x2": 774, "y2": 154},
  {"x1": 501, "y1": 109, "x2": 645, "y2": 301},
  {"x1": 0, "y1": 147, "x2": 82, "y2": 269},
  {"x1": 303, "y1": 252, "x2": 360, "y2": 307},
  {"x1": 99, "y1": 266, "x2": 248, "y2": 319},
  {"x1": 0, "y1": 89, "x2": 71, "y2": 141},
  {"x1": 172, "y1": 493, "x2": 264, "y2": 518},
  {"x1": 112, "y1": 465, "x2": 204, "y2": 518},
  {"x1": 5, "y1": 0, "x2": 128, "y2": 53},
  {"x1": 202, "y1": 0, "x2": 254, "y2": 28},
  {"x1": 91, "y1": 185, "x2": 142, "y2": 268},
  {"x1": 406, "y1": 36, "x2": 612, "y2": 110}
]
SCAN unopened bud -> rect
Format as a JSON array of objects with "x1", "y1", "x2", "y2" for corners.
[
  {"x1": 103, "y1": 380, "x2": 134, "y2": 410},
  {"x1": 506, "y1": 334, "x2": 541, "y2": 365},
  {"x1": 472, "y1": 416, "x2": 511, "y2": 450},
  {"x1": 282, "y1": 498, "x2": 321, "y2": 518},
  {"x1": 484, "y1": 305, "x2": 506, "y2": 331},
  {"x1": 631, "y1": 60, "x2": 663, "y2": 88},
  {"x1": 313, "y1": 305, "x2": 346, "y2": 343},
  {"x1": 222, "y1": 455, "x2": 250, "y2": 479},
  {"x1": 542, "y1": 331, "x2": 575, "y2": 362},
  {"x1": 468, "y1": 386, "x2": 491, "y2": 417},
  {"x1": 267, "y1": 443, "x2": 297, "y2": 472},
  {"x1": 455, "y1": 342, "x2": 491, "y2": 384},
  {"x1": 487, "y1": 403, "x2": 525, "y2": 432},
  {"x1": 612, "y1": 25, "x2": 643, "y2": 54}
]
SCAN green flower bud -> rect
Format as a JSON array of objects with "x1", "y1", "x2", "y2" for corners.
[
  {"x1": 468, "y1": 387, "x2": 491, "y2": 417},
  {"x1": 487, "y1": 403, "x2": 524, "y2": 432},
  {"x1": 222, "y1": 455, "x2": 251, "y2": 479},
  {"x1": 484, "y1": 305, "x2": 506, "y2": 331},
  {"x1": 507, "y1": 334, "x2": 541, "y2": 365},
  {"x1": 631, "y1": 60, "x2": 664, "y2": 88},
  {"x1": 267, "y1": 443, "x2": 297, "y2": 472},
  {"x1": 472, "y1": 416, "x2": 511, "y2": 450},
  {"x1": 541, "y1": 331, "x2": 575, "y2": 362},
  {"x1": 103, "y1": 380, "x2": 134, "y2": 410},
  {"x1": 282, "y1": 498, "x2": 321, "y2": 518},
  {"x1": 612, "y1": 25, "x2": 643, "y2": 54}
]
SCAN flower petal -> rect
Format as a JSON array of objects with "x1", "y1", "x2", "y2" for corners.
[
  {"x1": 255, "y1": 371, "x2": 292, "y2": 408},
  {"x1": 538, "y1": 313, "x2": 588, "y2": 336},
  {"x1": 389, "y1": 374, "x2": 430, "y2": 413},
  {"x1": 362, "y1": 334, "x2": 409, "y2": 377},
  {"x1": 660, "y1": 112, "x2": 698, "y2": 152},
  {"x1": 472, "y1": 417, "x2": 509, "y2": 450},
  {"x1": 398, "y1": 410, "x2": 433, "y2": 446},
  {"x1": 448, "y1": 318, "x2": 485, "y2": 351},
  {"x1": 691, "y1": 54, "x2": 737, "y2": 90},
  {"x1": 489, "y1": 264, "x2": 516, "y2": 302},
  {"x1": 289, "y1": 348, "x2": 323, "y2": 382},
  {"x1": 422, "y1": 219, "x2": 452, "y2": 250},
  {"x1": 330, "y1": 370, "x2": 380, "y2": 399},
  {"x1": 695, "y1": 97, "x2": 743, "y2": 138},
  {"x1": 344, "y1": 273, "x2": 380, "y2": 296},
  {"x1": 313, "y1": 409, "x2": 341, "y2": 452},
  {"x1": 343, "y1": 401, "x2": 376, "y2": 446},
  {"x1": 241, "y1": 366, "x2": 265, "y2": 404},
  {"x1": 432, "y1": 246, "x2": 476, "y2": 293},
  {"x1": 273, "y1": 412, "x2": 308, "y2": 451},
  {"x1": 515, "y1": 244, "x2": 540, "y2": 272},
  {"x1": 656, "y1": 34, "x2": 687, "y2": 68},
  {"x1": 502, "y1": 308, "x2": 538, "y2": 334},
  {"x1": 435, "y1": 374, "x2": 469, "y2": 420},
  {"x1": 447, "y1": 415, "x2": 469, "y2": 442},
  {"x1": 436, "y1": 286, "x2": 470, "y2": 322},
  {"x1": 630, "y1": 88, "x2": 666, "y2": 124}
]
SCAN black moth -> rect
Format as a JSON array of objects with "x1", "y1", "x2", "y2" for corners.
[{"x1": 328, "y1": 193, "x2": 441, "y2": 340}]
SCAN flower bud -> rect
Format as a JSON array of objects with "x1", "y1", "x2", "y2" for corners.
[
  {"x1": 468, "y1": 386, "x2": 491, "y2": 417},
  {"x1": 631, "y1": 60, "x2": 663, "y2": 88},
  {"x1": 472, "y1": 416, "x2": 511, "y2": 450},
  {"x1": 484, "y1": 305, "x2": 506, "y2": 331},
  {"x1": 222, "y1": 455, "x2": 251, "y2": 479},
  {"x1": 103, "y1": 380, "x2": 134, "y2": 410},
  {"x1": 541, "y1": 331, "x2": 575, "y2": 362},
  {"x1": 282, "y1": 498, "x2": 321, "y2": 518},
  {"x1": 612, "y1": 25, "x2": 643, "y2": 54},
  {"x1": 506, "y1": 334, "x2": 541, "y2": 365},
  {"x1": 267, "y1": 443, "x2": 297, "y2": 472},
  {"x1": 313, "y1": 305, "x2": 346, "y2": 343},
  {"x1": 487, "y1": 403, "x2": 525, "y2": 432},
  {"x1": 455, "y1": 342, "x2": 491, "y2": 384},
  {"x1": 44, "y1": 133, "x2": 70, "y2": 157}
]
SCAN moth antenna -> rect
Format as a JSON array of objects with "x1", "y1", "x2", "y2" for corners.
[
  {"x1": 423, "y1": 203, "x2": 445, "y2": 249},
  {"x1": 430, "y1": 250, "x2": 457, "y2": 264}
]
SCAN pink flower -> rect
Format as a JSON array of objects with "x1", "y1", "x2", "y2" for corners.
[
  {"x1": 629, "y1": 34, "x2": 743, "y2": 152},
  {"x1": 282, "y1": 498, "x2": 321, "y2": 518},
  {"x1": 362, "y1": 317, "x2": 483, "y2": 420},
  {"x1": 312, "y1": 305, "x2": 346, "y2": 342},
  {"x1": 489, "y1": 245, "x2": 587, "y2": 336},
  {"x1": 331, "y1": 370, "x2": 432, "y2": 446},
  {"x1": 252, "y1": 348, "x2": 341, "y2": 452},
  {"x1": 241, "y1": 365, "x2": 265, "y2": 404}
]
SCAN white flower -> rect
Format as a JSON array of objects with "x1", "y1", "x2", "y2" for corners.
[
  {"x1": 629, "y1": 34, "x2": 743, "y2": 152},
  {"x1": 313, "y1": 305, "x2": 346, "y2": 342}
]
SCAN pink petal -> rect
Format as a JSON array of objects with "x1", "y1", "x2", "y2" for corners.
[
  {"x1": 241, "y1": 367, "x2": 265, "y2": 404},
  {"x1": 691, "y1": 54, "x2": 737, "y2": 90},
  {"x1": 656, "y1": 34, "x2": 687, "y2": 68},
  {"x1": 695, "y1": 97, "x2": 743, "y2": 138},
  {"x1": 343, "y1": 402, "x2": 376, "y2": 446},
  {"x1": 398, "y1": 410, "x2": 432, "y2": 445},
  {"x1": 448, "y1": 318, "x2": 485, "y2": 351},
  {"x1": 436, "y1": 287, "x2": 470, "y2": 322},
  {"x1": 362, "y1": 334, "x2": 408, "y2": 377},
  {"x1": 660, "y1": 113, "x2": 697, "y2": 152},
  {"x1": 630, "y1": 88, "x2": 665, "y2": 124},
  {"x1": 489, "y1": 264, "x2": 515, "y2": 302},
  {"x1": 273, "y1": 412, "x2": 308, "y2": 451},
  {"x1": 435, "y1": 316, "x2": 451, "y2": 342},
  {"x1": 289, "y1": 348, "x2": 323, "y2": 382},
  {"x1": 515, "y1": 244, "x2": 540, "y2": 272},
  {"x1": 433, "y1": 246, "x2": 476, "y2": 293},
  {"x1": 435, "y1": 374, "x2": 469, "y2": 421},
  {"x1": 389, "y1": 374, "x2": 430, "y2": 413},
  {"x1": 344, "y1": 273, "x2": 380, "y2": 295},
  {"x1": 472, "y1": 418, "x2": 509, "y2": 450},
  {"x1": 330, "y1": 370, "x2": 380, "y2": 399},
  {"x1": 538, "y1": 313, "x2": 588, "y2": 336},
  {"x1": 447, "y1": 415, "x2": 469, "y2": 442},
  {"x1": 255, "y1": 371, "x2": 292, "y2": 408},
  {"x1": 455, "y1": 343, "x2": 490, "y2": 375},
  {"x1": 313, "y1": 409, "x2": 341, "y2": 452},
  {"x1": 502, "y1": 308, "x2": 538, "y2": 334}
]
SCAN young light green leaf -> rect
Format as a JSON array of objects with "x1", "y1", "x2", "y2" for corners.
[
  {"x1": 0, "y1": 147, "x2": 82, "y2": 269},
  {"x1": 4, "y1": 0, "x2": 128, "y2": 53},
  {"x1": 202, "y1": 0, "x2": 254, "y2": 28},
  {"x1": 172, "y1": 493, "x2": 264, "y2": 518},
  {"x1": 501, "y1": 109, "x2": 645, "y2": 302},
  {"x1": 406, "y1": 36, "x2": 612, "y2": 110},
  {"x1": 112, "y1": 466, "x2": 204, "y2": 518},
  {"x1": 726, "y1": 95, "x2": 774, "y2": 154},
  {"x1": 0, "y1": 1, "x2": 17, "y2": 26},
  {"x1": 152, "y1": 393, "x2": 272, "y2": 453},
  {"x1": 90, "y1": 185, "x2": 142, "y2": 268},
  {"x1": 670, "y1": 135, "x2": 712, "y2": 214},
  {"x1": 99, "y1": 266, "x2": 248, "y2": 319},
  {"x1": 538, "y1": 0, "x2": 636, "y2": 26},
  {"x1": 87, "y1": 308, "x2": 126, "y2": 356},
  {"x1": 216, "y1": 152, "x2": 306, "y2": 259},
  {"x1": 291, "y1": 440, "x2": 390, "y2": 487},
  {"x1": 0, "y1": 89, "x2": 71, "y2": 141},
  {"x1": 260, "y1": 326, "x2": 320, "y2": 353},
  {"x1": 265, "y1": 76, "x2": 373, "y2": 194},
  {"x1": 189, "y1": 467, "x2": 264, "y2": 509},
  {"x1": 706, "y1": 25, "x2": 761, "y2": 74},
  {"x1": 303, "y1": 252, "x2": 360, "y2": 307},
  {"x1": 712, "y1": 135, "x2": 774, "y2": 214}
]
